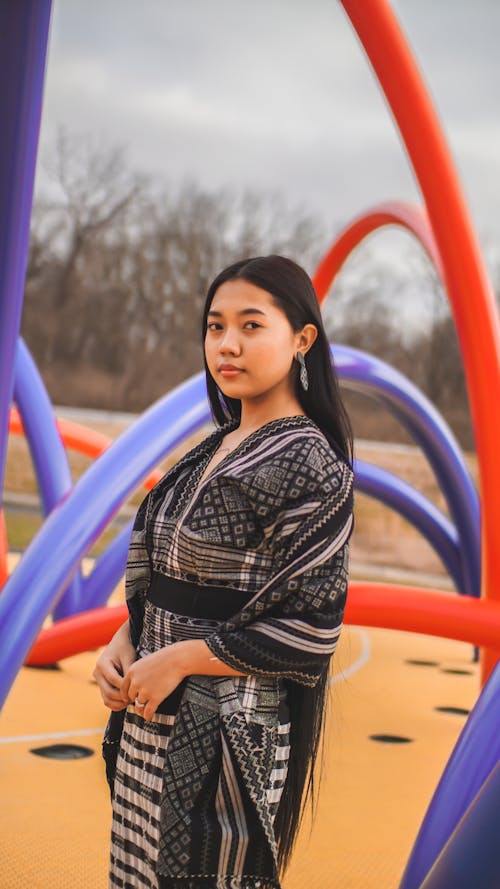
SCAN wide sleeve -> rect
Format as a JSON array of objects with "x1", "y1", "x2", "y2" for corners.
[
  {"x1": 124, "y1": 492, "x2": 153, "y2": 646},
  {"x1": 204, "y1": 452, "x2": 355, "y2": 687}
]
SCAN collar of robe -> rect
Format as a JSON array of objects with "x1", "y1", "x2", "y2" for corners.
[{"x1": 114, "y1": 413, "x2": 353, "y2": 884}]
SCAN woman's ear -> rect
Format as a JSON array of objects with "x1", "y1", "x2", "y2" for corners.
[{"x1": 296, "y1": 323, "x2": 318, "y2": 354}]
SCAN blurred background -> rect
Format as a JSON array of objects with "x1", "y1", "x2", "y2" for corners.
[{"x1": 8, "y1": 0, "x2": 498, "y2": 585}]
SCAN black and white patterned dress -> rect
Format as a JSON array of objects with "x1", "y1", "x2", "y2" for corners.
[
  {"x1": 110, "y1": 584, "x2": 292, "y2": 888},
  {"x1": 105, "y1": 415, "x2": 354, "y2": 889}
]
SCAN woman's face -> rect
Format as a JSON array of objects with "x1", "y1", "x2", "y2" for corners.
[{"x1": 205, "y1": 278, "x2": 308, "y2": 404}]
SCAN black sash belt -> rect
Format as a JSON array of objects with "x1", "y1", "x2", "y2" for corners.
[
  {"x1": 147, "y1": 571, "x2": 253, "y2": 620},
  {"x1": 142, "y1": 572, "x2": 290, "y2": 721}
]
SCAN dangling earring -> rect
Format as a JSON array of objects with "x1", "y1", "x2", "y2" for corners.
[{"x1": 296, "y1": 351, "x2": 309, "y2": 391}]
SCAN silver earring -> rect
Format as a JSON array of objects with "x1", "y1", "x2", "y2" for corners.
[{"x1": 296, "y1": 351, "x2": 309, "y2": 391}]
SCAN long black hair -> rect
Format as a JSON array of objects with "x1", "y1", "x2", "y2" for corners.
[
  {"x1": 201, "y1": 255, "x2": 354, "y2": 877},
  {"x1": 202, "y1": 254, "x2": 353, "y2": 469}
]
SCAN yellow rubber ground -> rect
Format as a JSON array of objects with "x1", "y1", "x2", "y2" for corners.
[{"x1": 1, "y1": 625, "x2": 479, "y2": 888}]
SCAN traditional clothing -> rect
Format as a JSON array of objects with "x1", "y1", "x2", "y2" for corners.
[{"x1": 103, "y1": 414, "x2": 354, "y2": 888}]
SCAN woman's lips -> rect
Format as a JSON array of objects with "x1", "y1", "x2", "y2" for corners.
[{"x1": 219, "y1": 367, "x2": 243, "y2": 377}]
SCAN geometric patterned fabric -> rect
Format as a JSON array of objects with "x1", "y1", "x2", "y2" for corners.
[{"x1": 104, "y1": 415, "x2": 354, "y2": 887}]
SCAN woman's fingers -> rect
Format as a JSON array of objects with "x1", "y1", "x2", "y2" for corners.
[
  {"x1": 142, "y1": 700, "x2": 158, "y2": 721},
  {"x1": 119, "y1": 672, "x2": 132, "y2": 701},
  {"x1": 101, "y1": 674, "x2": 126, "y2": 700},
  {"x1": 113, "y1": 648, "x2": 136, "y2": 679},
  {"x1": 98, "y1": 658, "x2": 127, "y2": 689},
  {"x1": 98, "y1": 681, "x2": 128, "y2": 710},
  {"x1": 93, "y1": 660, "x2": 130, "y2": 706}
]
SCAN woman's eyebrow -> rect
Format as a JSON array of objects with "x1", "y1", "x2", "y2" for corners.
[{"x1": 208, "y1": 307, "x2": 267, "y2": 317}]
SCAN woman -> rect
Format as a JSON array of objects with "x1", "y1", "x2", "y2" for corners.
[{"x1": 93, "y1": 254, "x2": 355, "y2": 889}]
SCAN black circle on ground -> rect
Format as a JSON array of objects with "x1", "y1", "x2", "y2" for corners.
[
  {"x1": 434, "y1": 706, "x2": 470, "y2": 716},
  {"x1": 30, "y1": 743, "x2": 94, "y2": 759},
  {"x1": 369, "y1": 734, "x2": 413, "y2": 744},
  {"x1": 405, "y1": 659, "x2": 440, "y2": 667},
  {"x1": 440, "y1": 668, "x2": 474, "y2": 675}
]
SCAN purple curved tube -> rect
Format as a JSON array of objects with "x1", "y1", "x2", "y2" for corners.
[
  {"x1": 0, "y1": 2, "x2": 52, "y2": 498},
  {"x1": 83, "y1": 459, "x2": 462, "y2": 613},
  {"x1": 417, "y1": 763, "x2": 500, "y2": 889},
  {"x1": 1, "y1": 343, "x2": 480, "y2": 704},
  {"x1": 80, "y1": 348, "x2": 473, "y2": 610},
  {"x1": 0, "y1": 372, "x2": 211, "y2": 707},
  {"x1": 398, "y1": 659, "x2": 500, "y2": 889},
  {"x1": 335, "y1": 345, "x2": 480, "y2": 599},
  {"x1": 0, "y1": 7, "x2": 493, "y2": 885},
  {"x1": 14, "y1": 338, "x2": 81, "y2": 616},
  {"x1": 355, "y1": 459, "x2": 461, "y2": 590},
  {"x1": 82, "y1": 520, "x2": 133, "y2": 611}
]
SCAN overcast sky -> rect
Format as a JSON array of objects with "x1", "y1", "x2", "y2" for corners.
[{"x1": 36, "y1": 0, "x2": 499, "y2": 260}]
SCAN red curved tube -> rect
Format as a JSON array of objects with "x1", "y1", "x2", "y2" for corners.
[
  {"x1": 0, "y1": 407, "x2": 163, "y2": 590},
  {"x1": 8, "y1": 407, "x2": 163, "y2": 489},
  {"x1": 338, "y1": 0, "x2": 500, "y2": 684},
  {"x1": 1, "y1": 409, "x2": 164, "y2": 590},
  {"x1": 24, "y1": 583, "x2": 500, "y2": 666},
  {"x1": 26, "y1": 604, "x2": 128, "y2": 665},
  {"x1": 313, "y1": 201, "x2": 442, "y2": 300},
  {"x1": 346, "y1": 582, "x2": 500, "y2": 650}
]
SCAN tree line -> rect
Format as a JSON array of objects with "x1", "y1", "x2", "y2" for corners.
[{"x1": 22, "y1": 130, "x2": 493, "y2": 451}]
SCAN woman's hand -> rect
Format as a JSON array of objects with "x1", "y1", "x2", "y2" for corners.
[
  {"x1": 92, "y1": 621, "x2": 136, "y2": 712},
  {"x1": 119, "y1": 645, "x2": 185, "y2": 722}
]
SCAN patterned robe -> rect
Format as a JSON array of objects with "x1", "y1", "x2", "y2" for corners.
[{"x1": 103, "y1": 414, "x2": 354, "y2": 888}]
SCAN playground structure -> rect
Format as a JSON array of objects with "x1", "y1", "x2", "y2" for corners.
[{"x1": 1, "y1": 2, "x2": 500, "y2": 888}]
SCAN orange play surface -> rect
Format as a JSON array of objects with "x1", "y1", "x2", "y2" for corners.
[{"x1": 1, "y1": 622, "x2": 478, "y2": 888}]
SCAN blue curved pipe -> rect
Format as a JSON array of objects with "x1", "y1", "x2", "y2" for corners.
[
  {"x1": 6, "y1": 342, "x2": 478, "y2": 625},
  {"x1": 14, "y1": 338, "x2": 81, "y2": 616},
  {"x1": 335, "y1": 345, "x2": 480, "y2": 599},
  {"x1": 83, "y1": 455, "x2": 464, "y2": 612},
  {"x1": 1, "y1": 347, "x2": 480, "y2": 704},
  {"x1": 82, "y1": 520, "x2": 133, "y2": 611},
  {"x1": 83, "y1": 458, "x2": 463, "y2": 613},
  {"x1": 355, "y1": 459, "x2": 462, "y2": 590},
  {"x1": 0, "y1": 2, "x2": 52, "y2": 496},
  {"x1": 0, "y1": 373, "x2": 211, "y2": 707},
  {"x1": 398, "y1": 658, "x2": 500, "y2": 889},
  {"x1": 0, "y1": 8, "x2": 492, "y2": 886},
  {"x1": 417, "y1": 763, "x2": 500, "y2": 889}
]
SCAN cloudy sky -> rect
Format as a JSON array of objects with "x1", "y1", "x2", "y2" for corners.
[{"x1": 36, "y1": 0, "x2": 499, "y2": 257}]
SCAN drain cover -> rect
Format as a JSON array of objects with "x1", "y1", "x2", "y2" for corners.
[
  {"x1": 440, "y1": 668, "x2": 473, "y2": 675},
  {"x1": 434, "y1": 706, "x2": 470, "y2": 716},
  {"x1": 369, "y1": 734, "x2": 413, "y2": 744},
  {"x1": 30, "y1": 743, "x2": 94, "y2": 759}
]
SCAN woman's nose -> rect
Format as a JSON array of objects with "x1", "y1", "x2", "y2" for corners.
[{"x1": 219, "y1": 328, "x2": 241, "y2": 354}]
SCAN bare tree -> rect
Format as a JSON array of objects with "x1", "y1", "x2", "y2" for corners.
[
  {"x1": 21, "y1": 129, "x2": 475, "y2": 447},
  {"x1": 22, "y1": 132, "x2": 326, "y2": 411}
]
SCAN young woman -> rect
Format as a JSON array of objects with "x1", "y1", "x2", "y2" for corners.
[{"x1": 93, "y1": 254, "x2": 355, "y2": 889}]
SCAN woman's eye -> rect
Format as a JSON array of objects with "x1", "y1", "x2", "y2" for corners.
[{"x1": 206, "y1": 321, "x2": 261, "y2": 332}]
